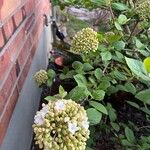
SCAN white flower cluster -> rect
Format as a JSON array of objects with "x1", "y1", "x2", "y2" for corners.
[
  {"x1": 70, "y1": 28, "x2": 99, "y2": 54},
  {"x1": 33, "y1": 99, "x2": 90, "y2": 150}
]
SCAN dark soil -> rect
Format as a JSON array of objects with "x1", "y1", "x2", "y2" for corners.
[{"x1": 31, "y1": 62, "x2": 150, "y2": 150}]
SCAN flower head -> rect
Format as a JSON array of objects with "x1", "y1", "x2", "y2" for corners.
[
  {"x1": 34, "y1": 69, "x2": 48, "y2": 86},
  {"x1": 70, "y1": 28, "x2": 99, "y2": 54},
  {"x1": 32, "y1": 99, "x2": 90, "y2": 150}
]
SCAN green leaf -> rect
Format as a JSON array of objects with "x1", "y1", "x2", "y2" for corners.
[
  {"x1": 59, "y1": 85, "x2": 67, "y2": 98},
  {"x1": 91, "y1": 0, "x2": 109, "y2": 6},
  {"x1": 115, "y1": 51, "x2": 124, "y2": 59},
  {"x1": 47, "y1": 69, "x2": 56, "y2": 78},
  {"x1": 97, "y1": 33, "x2": 105, "y2": 42},
  {"x1": 114, "y1": 21, "x2": 123, "y2": 31},
  {"x1": 112, "y1": 3, "x2": 129, "y2": 11},
  {"x1": 121, "y1": 139, "x2": 133, "y2": 146},
  {"x1": 113, "y1": 41, "x2": 126, "y2": 50},
  {"x1": 127, "y1": 101, "x2": 140, "y2": 109},
  {"x1": 113, "y1": 70, "x2": 127, "y2": 80},
  {"x1": 44, "y1": 96, "x2": 56, "y2": 101},
  {"x1": 140, "y1": 107, "x2": 150, "y2": 115},
  {"x1": 105, "y1": 34, "x2": 122, "y2": 43},
  {"x1": 124, "y1": 82, "x2": 136, "y2": 94},
  {"x1": 72, "y1": 61, "x2": 83, "y2": 71},
  {"x1": 83, "y1": 63, "x2": 94, "y2": 71},
  {"x1": 74, "y1": 74, "x2": 87, "y2": 87},
  {"x1": 107, "y1": 104, "x2": 117, "y2": 122},
  {"x1": 125, "y1": 127, "x2": 135, "y2": 143},
  {"x1": 135, "y1": 89, "x2": 150, "y2": 105},
  {"x1": 144, "y1": 57, "x2": 150, "y2": 73},
  {"x1": 47, "y1": 79, "x2": 53, "y2": 87},
  {"x1": 98, "y1": 80, "x2": 110, "y2": 90},
  {"x1": 47, "y1": 69, "x2": 55, "y2": 87},
  {"x1": 88, "y1": 77, "x2": 97, "y2": 85},
  {"x1": 125, "y1": 57, "x2": 150, "y2": 81},
  {"x1": 101, "y1": 51, "x2": 112, "y2": 61},
  {"x1": 68, "y1": 86, "x2": 88, "y2": 101},
  {"x1": 116, "y1": 85, "x2": 127, "y2": 92},
  {"x1": 135, "y1": 38, "x2": 145, "y2": 49},
  {"x1": 86, "y1": 108, "x2": 102, "y2": 125},
  {"x1": 118, "y1": 14, "x2": 129, "y2": 25},
  {"x1": 107, "y1": 85, "x2": 118, "y2": 95},
  {"x1": 90, "y1": 101, "x2": 108, "y2": 115},
  {"x1": 92, "y1": 90, "x2": 105, "y2": 101},
  {"x1": 60, "y1": 70, "x2": 76, "y2": 80},
  {"x1": 94, "y1": 68, "x2": 103, "y2": 80},
  {"x1": 110, "y1": 122, "x2": 120, "y2": 132}
]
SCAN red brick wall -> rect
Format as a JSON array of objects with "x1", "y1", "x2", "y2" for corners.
[{"x1": 0, "y1": 0, "x2": 51, "y2": 144}]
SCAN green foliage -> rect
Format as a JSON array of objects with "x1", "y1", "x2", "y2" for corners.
[
  {"x1": 144, "y1": 57, "x2": 150, "y2": 73},
  {"x1": 125, "y1": 57, "x2": 150, "y2": 81},
  {"x1": 135, "y1": 89, "x2": 150, "y2": 105},
  {"x1": 45, "y1": 0, "x2": 150, "y2": 149},
  {"x1": 86, "y1": 108, "x2": 102, "y2": 125},
  {"x1": 111, "y1": 2, "x2": 129, "y2": 11},
  {"x1": 90, "y1": 101, "x2": 108, "y2": 115},
  {"x1": 125, "y1": 127, "x2": 135, "y2": 143},
  {"x1": 47, "y1": 69, "x2": 56, "y2": 87}
]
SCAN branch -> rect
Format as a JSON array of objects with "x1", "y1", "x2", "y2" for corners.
[{"x1": 127, "y1": 21, "x2": 139, "y2": 42}]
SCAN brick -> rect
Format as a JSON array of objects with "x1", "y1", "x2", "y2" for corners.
[
  {"x1": 0, "y1": 14, "x2": 35, "y2": 87},
  {"x1": 17, "y1": 54, "x2": 32, "y2": 92},
  {"x1": 0, "y1": 86, "x2": 19, "y2": 144},
  {"x1": 0, "y1": 73, "x2": 14, "y2": 103},
  {"x1": 0, "y1": 0, "x2": 22, "y2": 21},
  {"x1": 24, "y1": 14, "x2": 35, "y2": 35},
  {"x1": 0, "y1": 90, "x2": 5, "y2": 115},
  {"x1": 10, "y1": 64, "x2": 18, "y2": 85},
  {"x1": 17, "y1": 36, "x2": 32, "y2": 70},
  {"x1": 14, "y1": 9, "x2": 23, "y2": 27},
  {"x1": 0, "y1": 52, "x2": 11, "y2": 81},
  {"x1": 42, "y1": 0, "x2": 51, "y2": 14},
  {"x1": 31, "y1": 16, "x2": 43, "y2": 42},
  {"x1": 25, "y1": 0, "x2": 35, "y2": 15},
  {"x1": 0, "y1": 63, "x2": 18, "y2": 114},
  {"x1": 0, "y1": 28, "x2": 5, "y2": 48},
  {"x1": 3, "y1": 18, "x2": 15, "y2": 40}
]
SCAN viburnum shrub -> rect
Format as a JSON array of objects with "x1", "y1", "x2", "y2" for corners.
[{"x1": 33, "y1": 99, "x2": 90, "y2": 150}]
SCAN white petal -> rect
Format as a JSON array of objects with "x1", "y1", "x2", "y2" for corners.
[
  {"x1": 54, "y1": 101, "x2": 65, "y2": 111},
  {"x1": 68, "y1": 122, "x2": 79, "y2": 134},
  {"x1": 34, "y1": 113, "x2": 44, "y2": 125},
  {"x1": 41, "y1": 105, "x2": 49, "y2": 114},
  {"x1": 81, "y1": 120, "x2": 89, "y2": 130}
]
